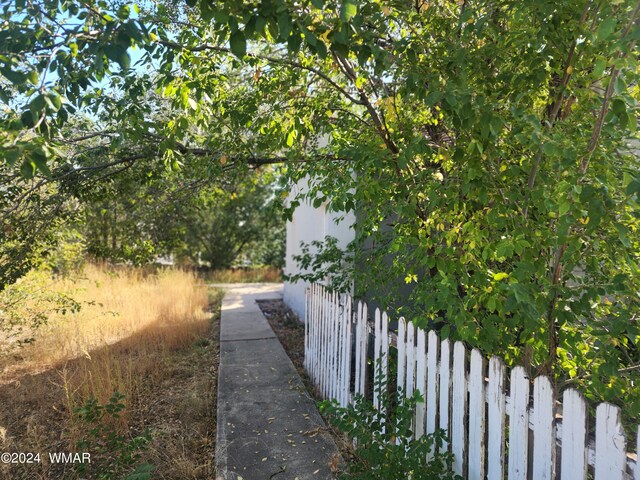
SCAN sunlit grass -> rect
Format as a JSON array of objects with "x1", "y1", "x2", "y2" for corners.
[
  {"x1": 205, "y1": 266, "x2": 282, "y2": 283},
  {"x1": 0, "y1": 264, "x2": 216, "y2": 476},
  {"x1": 1, "y1": 265, "x2": 209, "y2": 389}
]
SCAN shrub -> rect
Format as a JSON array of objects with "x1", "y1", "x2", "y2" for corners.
[
  {"x1": 75, "y1": 392, "x2": 153, "y2": 480},
  {"x1": 320, "y1": 366, "x2": 461, "y2": 480}
]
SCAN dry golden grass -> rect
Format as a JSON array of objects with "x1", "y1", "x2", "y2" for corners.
[
  {"x1": 2, "y1": 265, "x2": 208, "y2": 400},
  {"x1": 205, "y1": 266, "x2": 282, "y2": 283},
  {"x1": 26, "y1": 266, "x2": 205, "y2": 357},
  {"x1": 0, "y1": 264, "x2": 220, "y2": 479}
]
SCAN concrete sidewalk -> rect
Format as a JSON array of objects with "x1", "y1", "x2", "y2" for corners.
[{"x1": 215, "y1": 284, "x2": 339, "y2": 480}]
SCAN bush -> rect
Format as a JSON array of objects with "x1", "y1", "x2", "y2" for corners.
[
  {"x1": 320, "y1": 371, "x2": 461, "y2": 480},
  {"x1": 0, "y1": 269, "x2": 81, "y2": 349},
  {"x1": 75, "y1": 392, "x2": 154, "y2": 480},
  {"x1": 47, "y1": 227, "x2": 87, "y2": 277}
]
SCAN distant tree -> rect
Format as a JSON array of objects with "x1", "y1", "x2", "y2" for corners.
[{"x1": 177, "y1": 170, "x2": 284, "y2": 269}]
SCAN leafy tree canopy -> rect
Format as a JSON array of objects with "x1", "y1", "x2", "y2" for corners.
[{"x1": 2, "y1": 0, "x2": 640, "y2": 418}]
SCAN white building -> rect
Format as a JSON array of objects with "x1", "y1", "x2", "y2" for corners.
[{"x1": 283, "y1": 176, "x2": 355, "y2": 320}]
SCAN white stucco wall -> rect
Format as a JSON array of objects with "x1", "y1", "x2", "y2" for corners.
[{"x1": 283, "y1": 176, "x2": 355, "y2": 320}]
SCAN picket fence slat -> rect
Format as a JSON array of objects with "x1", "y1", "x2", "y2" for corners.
[
  {"x1": 319, "y1": 288, "x2": 324, "y2": 394},
  {"x1": 406, "y1": 321, "x2": 416, "y2": 399},
  {"x1": 415, "y1": 329, "x2": 427, "y2": 439},
  {"x1": 313, "y1": 285, "x2": 322, "y2": 383},
  {"x1": 325, "y1": 290, "x2": 331, "y2": 399},
  {"x1": 594, "y1": 403, "x2": 626, "y2": 480},
  {"x1": 310, "y1": 284, "x2": 316, "y2": 379},
  {"x1": 426, "y1": 331, "x2": 439, "y2": 438},
  {"x1": 373, "y1": 308, "x2": 382, "y2": 410},
  {"x1": 333, "y1": 292, "x2": 340, "y2": 401},
  {"x1": 313, "y1": 286, "x2": 319, "y2": 388},
  {"x1": 397, "y1": 317, "x2": 406, "y2": 394},
  {"x1": 315, "y1": 287, "x2": 320, "y2": 391},
  {"x1": 532, "y1": 376, "x2": 555, "y2": 480},
  {"x1": 331, "y1": 292, "x2": 338, "y2": 401},
  {"x1": 305, "y1": 285, "x2": 310, "y2": 375},
  {"x1": 341, "y1": 295, "x2": 352, "y2": 406},
  {"x1": 380, "y1": 310, "x2": 389, "y2": 411},
  {"x1": 353, "y1": 300, "x2": 361, "y2": 397},
  {"x1": 323, "y1": 289, "x2": 331, "y2": 398},
  {"x1": 561, "y1": 389, "x2": 588, "y2": 480},
  {"x1": 333, "y1": 291, "x2": 338, "y2": 399},
  {"x1": 337, "y1": 293, "x2": 344, "y2": 403},
  {"x1": 323, "y1": 288, "x2": 328, "y2": 394},
  {"x1": 355, "y1": 301, "x2": 367, "y2": 397},
  {"x1": 468, "y1": 349, "x2": 485, "y2": 480},
  {"x1": 451, "y1": 341, "x2": 467, "y2": 476},
  {"x1": 305, "y1": 286, "x2": 309, "y2": 374},
  {"x1": 328, "y1": 290, "x2": 333, "y2": 397},
  {"x1": 439, "y1": 339, "x2": 451, "y2": 452},
  {"x1": 334, "y1": 294, "x2": 341, "y2": 402},
  {"x1": 318, "y1": 286, "x2": 322, "y2": 380},
  {"x1": 320, "y1": 288, "x2": 326, "y2": 396},
  {"x1": 303, "y1": 284, "x2": 639, "y2": 480},
  {"x1": 334, "y1": 292, "x2": 340, "y2": 400},
  {"x1": 488, "y1": 356, "x2": 506, "y2": 480},
  {"x1": 304, "y1": 287, "x2": 309, "y2": 372},
  {"x1": 508, "y1": 366, "x2": 529, "y2": 480}
]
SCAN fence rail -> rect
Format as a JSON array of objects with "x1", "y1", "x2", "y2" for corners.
[{"x1": 304, "y1": 283, "x2": 640, "y2": 480}]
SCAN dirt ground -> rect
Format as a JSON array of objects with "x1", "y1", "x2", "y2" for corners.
[{"x1": 256, "y1": 299, "x2": 306, "y2": 377}]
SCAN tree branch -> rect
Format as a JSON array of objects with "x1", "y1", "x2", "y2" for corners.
[
  {"x1": 157, "y1": 39, "x2": 365, "y2": 107},
  {"x1": 524, "y1": 0, "x2": 592, "y2": 206},
  {"x1": 580, "y1": 2, "x2": 640, "y2": 176},
  {"x1": 331, "y1": 51, "x2": 399, "y2": 154}
]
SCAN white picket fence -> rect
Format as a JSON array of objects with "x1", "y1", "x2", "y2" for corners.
[{"x1": 304, "y1": 283, "x2": 640, "y2": 480}]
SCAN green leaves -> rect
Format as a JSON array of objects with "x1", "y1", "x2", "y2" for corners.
[
  {"x1": 44, "y1": 92, "x2": 62, "y2": 112},
  {"x1": 0, "y1": 0, "x2": 152, "y2": 176},
  {"x1": 30, "y1": 147, "x2": 51, "y2": 177},
  {"x1": 341, "y1": 0, "x2": 357, "y2": 22},
  {"x1": 625, "y1": 178, "x2": 640, "y2": 197},
  {"x1": 558, "y1": 199, "x2": 571, "y2": 217},
  {"x1": 20, "y1": 160, "x2": 36, "y2": 179},
  {"x1": 492, "y1": 272, "x2": 509, "y2": 281},
  {"x1": 104, "y1": 45, "x2": 131, "y2": 70},
  {"x1": 611, "y1": 97, "x2": 626, "y2": 115},
  {"x1": 278, "y1": 13, "x2": 292, "y2": 40},
  {"x1": 29, "y1": 94, "x2": 46, "y2": 115},
  {"x1": 542, "y1": 141, "x2": 561, "y2": 156},
  {"x1": 229, "y1": 30, "x2": 247, "y2": 58},
  {"x1": 320, "y1": 370, "x2": 460, "y2": 480},
  {"x1": 26, "y1": 69, "x2": 39, "y2": 85},
  {"x1": 285, "y1": 129, "x2": 297, "y2": 147},
  {"x1": 596, "y1": 18, "x2": 617, "y2": 42},
  {"x1": 0, "y1": 66, "x2": 27, "y2": 85}
]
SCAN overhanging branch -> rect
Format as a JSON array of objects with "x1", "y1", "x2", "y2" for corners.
[{"x1": 157, "y1": 39, "x2": 365, "y2": 107}]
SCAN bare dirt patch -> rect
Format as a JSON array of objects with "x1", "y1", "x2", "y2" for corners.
[{"x1": 256, "y1": 299, "x2": 305, "y2": 373}]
